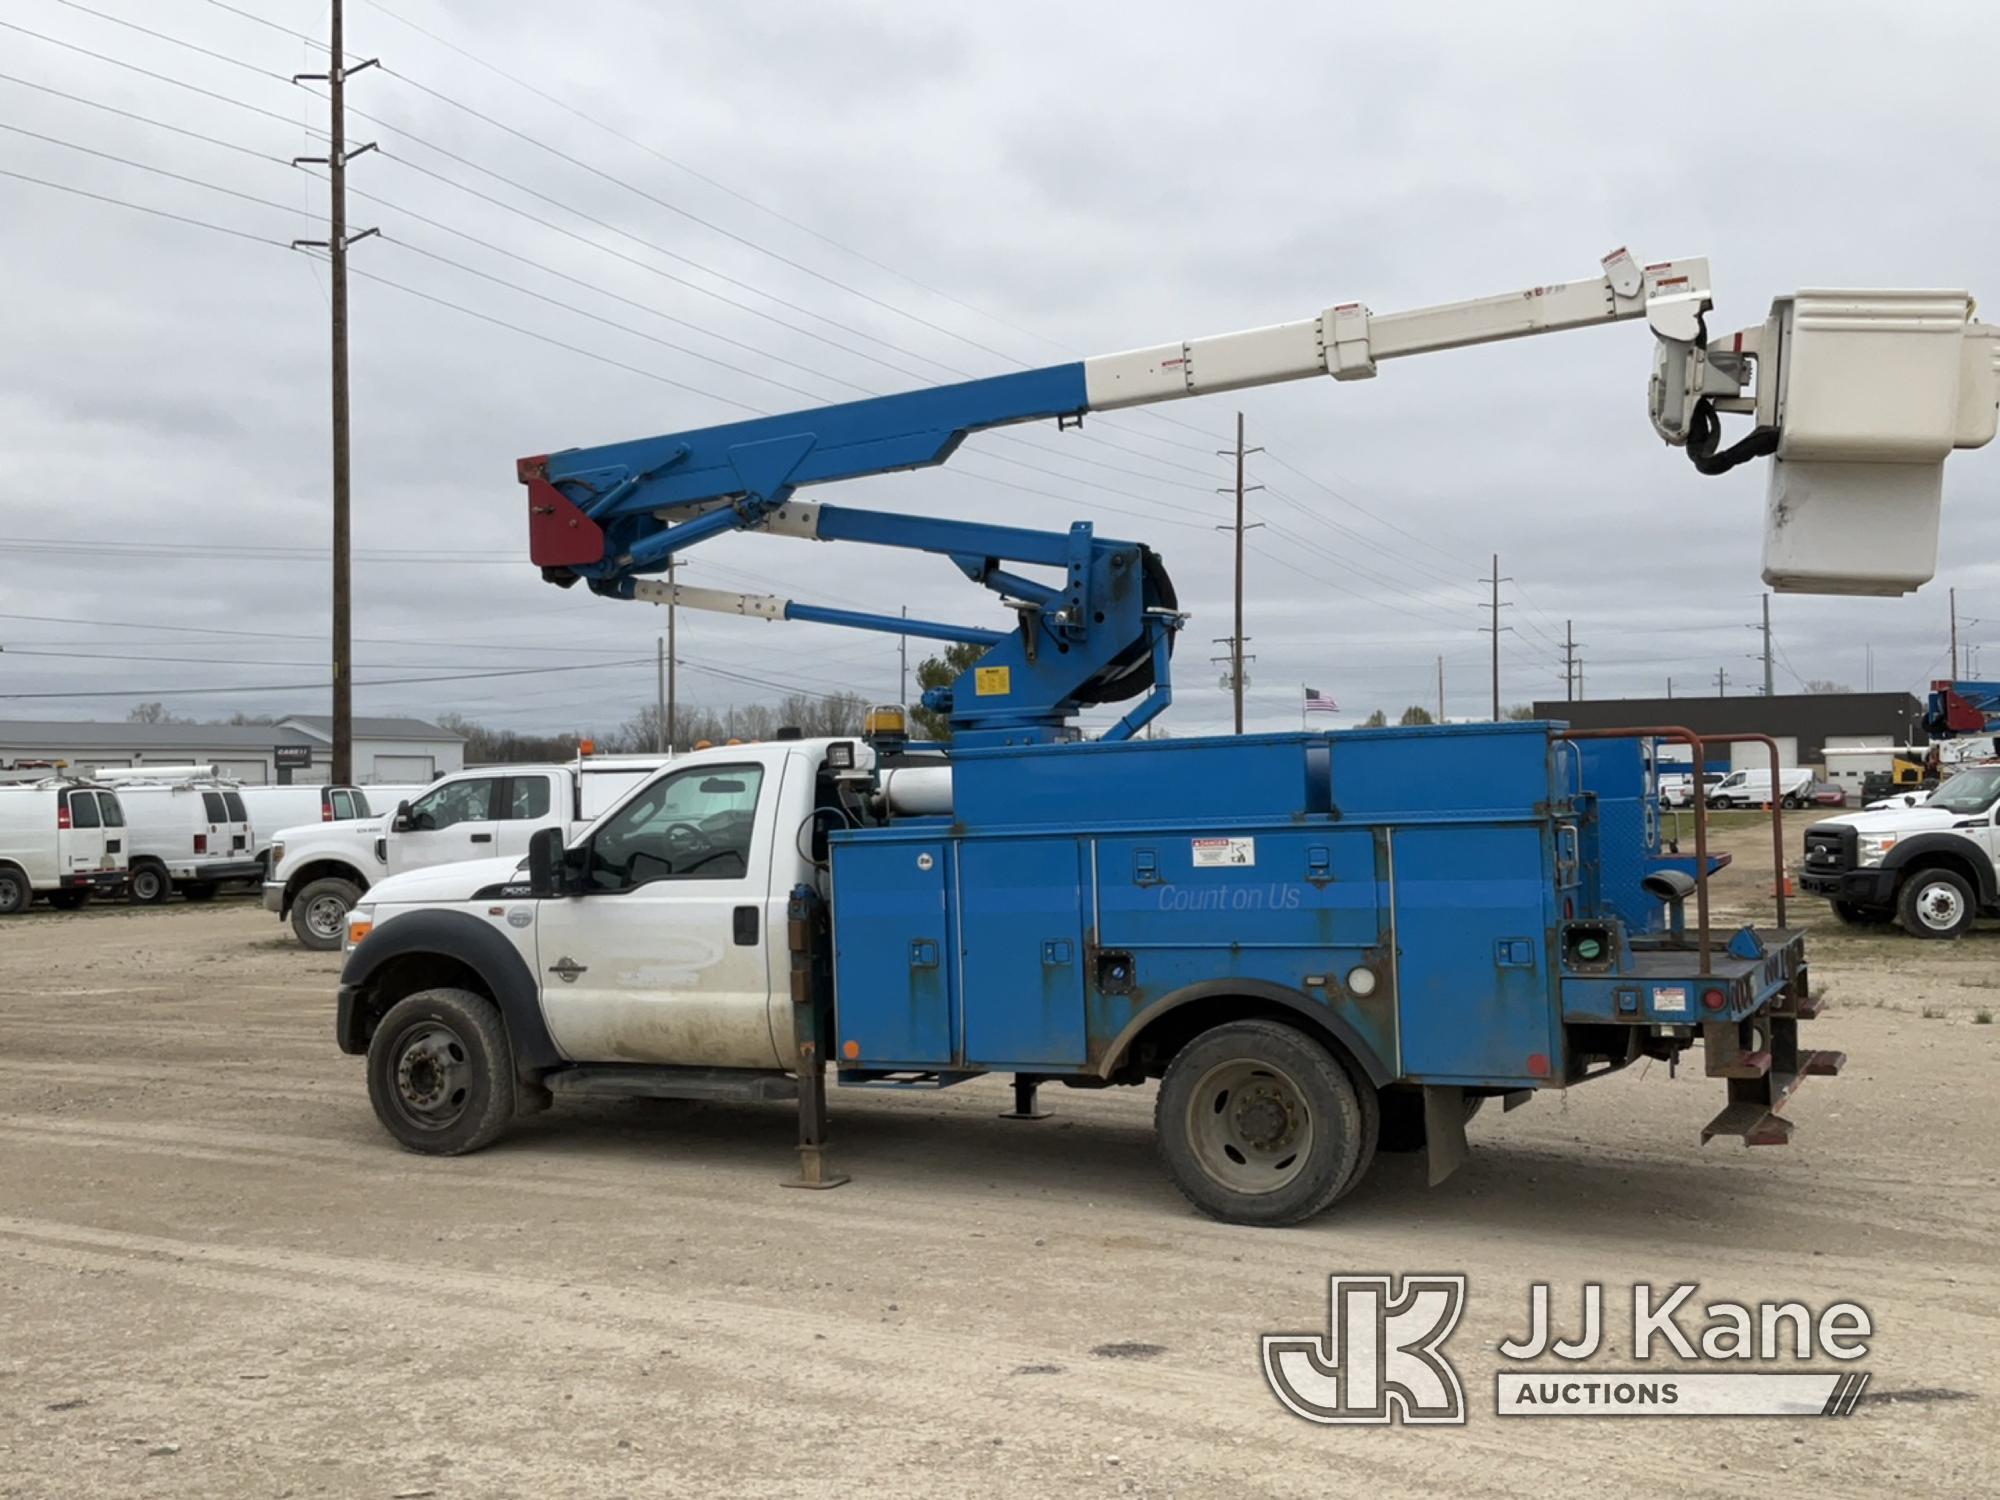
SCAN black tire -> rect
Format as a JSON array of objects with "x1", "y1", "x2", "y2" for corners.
[
  {"x1": 0, "y1": 867, "x2": 30, "y2": 916},
  {"x1": 45, "y1": 890, "x2": 88, "y2": 911},
  {"x1": 1154, "y1": 1019, "x2": 1365, "y2": 1226},
  {"x1": 1375, "y1": 1088, "x2": 1487, "y2": 1153},
  {"x1": 1831, "y1": 900, "x2": 1893, "y2": 928},
  {"x1": 1781, "y1": 794, "x2": 1801, "y2": 811},
  {"x1": 129, "y1": 863, "x2": 170, "y2": 904},
  {"x1": 1897, "y1": 867, "x2": 1976, "y2": 941},
  {"x1": 290, "y1": 877, "x2": 360, "y2": 950},
  {"x1": 180, "y1": 882, "x2": 219, "y2": 903},
  {"x1": 366, "y1": 987, "x2": 517, "y2": 1156}
]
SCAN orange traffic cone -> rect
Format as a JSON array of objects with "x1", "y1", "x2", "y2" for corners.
[{"x1": 1775, "y1": 863, "x2": 1794, "y2": 899}]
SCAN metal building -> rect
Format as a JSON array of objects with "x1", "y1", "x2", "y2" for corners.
[
  {"x1": 0, "y1": 715, "x2": 464, "y2": 785},
  {"x1": 1530, "y1": 693, "x2": 1926, "y2": 771}
]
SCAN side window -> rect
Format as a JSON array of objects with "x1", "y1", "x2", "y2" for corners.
[
  {"x1": 406, "y1": 777, "x2": 498, "y2": 831},
  {"x1": 349, "y1": 791, "x2": 372, "y2": 818},
  {"x1": 503, "y1": 777, "x2": 552, "y2": 821},
  {"x1": 224, "y1": 791, "x2": 248, "y2": 823},
  {"x1": 329, "y1": 790, "x2": 357, "y2": 820},
  {"x1": 97, "y1": 793, "x2": 124, "y2": 828},
  {"x1": 202, "y1": 791, "x2": 227, "y2": 821},
  {"x1": 584, "y1": 765, "x2": 765, "y2": 891},
  {"x1": 67, "y1": 790, "x2": 102, "y2": 829}
]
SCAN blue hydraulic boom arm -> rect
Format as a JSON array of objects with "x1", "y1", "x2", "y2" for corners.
[{"x1": 514, "y1": 248, "x2": 1995, "y2": 741}]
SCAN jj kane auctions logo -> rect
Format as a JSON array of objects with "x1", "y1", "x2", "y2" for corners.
[{"x1": 1264, "y1": 1276, "x2": 1873, "y2": 1423}]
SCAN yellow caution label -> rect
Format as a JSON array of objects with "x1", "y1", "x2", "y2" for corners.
[{"x1": 974, "y1": 665, "x2": 1011, "y2": 696}]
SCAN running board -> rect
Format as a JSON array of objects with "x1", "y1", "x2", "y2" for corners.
[{"x1": 545, "y1": 1065, "x2": 798, "y2": 1104}]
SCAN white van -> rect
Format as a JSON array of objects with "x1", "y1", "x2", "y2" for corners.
[
  {"x1": 1707, "y1": 766, "x2": 1816, "y2": 809},
  {"x1": 107, "y1": 775, "x2": 259, "y2": 903},
  {"x1": 239, "y1": 784, "x2": 379, "y2": 867},
  {"x1": 0, "y1": 779, "x2": 130, "y2": 913}
]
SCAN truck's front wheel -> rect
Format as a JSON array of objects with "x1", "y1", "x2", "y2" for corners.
[
  {"x1": 1155, "y1": 1019, "x2": 1366, "y2": 1226},
  {"x1": 1897, "y1": 868, "x2": 1975, "y2": 940},
  {"x1": 366, "y1": 988, "x2": 517, "y2": 1155},
  {"x1": 291, "y1": 877, "x2": 359, "y2": 949}
]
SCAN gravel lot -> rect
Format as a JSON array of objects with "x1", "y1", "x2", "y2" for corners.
[{"x1": 2, "y1": 817, "x2": 1995, "y2": 1498}]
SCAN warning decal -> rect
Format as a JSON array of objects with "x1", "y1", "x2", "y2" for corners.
[
  {"x1": 974, "y1": 665, "x2": 1011, "y2": 696},
  {"x1": 1192, "y1": 836, "x2": 1255, "y2": 868}
]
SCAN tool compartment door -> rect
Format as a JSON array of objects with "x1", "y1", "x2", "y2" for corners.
[
  {"x1": 1391, "y1": 825, "x2": 1558, "y2": 1083},
  {"x1": 830, "y1": 840, "x2": 955, "y2": 1067},
  {"x1": 958, "y1": 838, "x2": 1087, "y2": 1068}
]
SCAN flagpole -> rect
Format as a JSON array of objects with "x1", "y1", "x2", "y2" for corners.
[{"x1": 1301, "y1": 684, "x2": 1307, "y2": 732}]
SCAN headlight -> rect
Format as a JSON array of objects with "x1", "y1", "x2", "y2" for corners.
[
  {"x1": 268, "y1": 840, "x2": 285, "y2": 869},
  {"x1": 345, "y1": 903, "x2": 376, "y2": 949},
  {"x1": 1858, "y1": 834, "x2": 1898, "y2": 866}
]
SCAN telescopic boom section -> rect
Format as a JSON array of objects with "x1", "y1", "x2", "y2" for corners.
[{"x1": 518, "y1": 248, "x2": 1711, "y2": 591}]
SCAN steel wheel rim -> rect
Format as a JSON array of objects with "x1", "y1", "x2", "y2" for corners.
[
  {"x1": 0, "y1": 874, "x2": 22, "y2": 910},
  {"x1": 1916, "y1": 882, "x2": 1965, "y2": 931},
  {"x1": 389, "y1": 1021, "x2": 473, "y2": 1131},
  {"x1": 304, "y1": 894, "x2": 347, "y2": 941},
  {"x1": 1186, "y1": 1057, "x2": 1315, "y2": 1196},
  {"x1": 132, "y1": 870, "x2": 159, "y2": 900}
]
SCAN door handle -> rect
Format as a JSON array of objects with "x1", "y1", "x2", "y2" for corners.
[
  {"x1": 733, "y1": 906, "x2": 759, "y2": 946},
  {"x1": 469, "y1": 833, "x2": 494, "y2": 844}
]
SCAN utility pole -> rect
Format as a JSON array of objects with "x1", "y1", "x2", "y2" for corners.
[
  {"x1": 292, "y1": 2, "x2": 377, "y2": 785},
  {"x1": 1716, "y1": 667, "x2": 1730, "y2": 697},
  {"x1": 1865, "y1": 643, "x2": 1873, "y2": 693},
  {"x1": 1951, "y1": 587, "x2": 1959, "y2": 679},
  {"x1": 1667, "y1": 676, "x2": 1674, "y2": 700},
  {"x1": 1761, "y1": 593, "x2": 1774, "y2": 697},
  {"x1": 666, "y1": 559, "x2": 678, "y2": 750},
  {"x1": 655, "y1": 637, "x2": 666, "y2": 753},
  {"x1": 1213, "y1": 411, "x2": 1263, "y2": 732},
  {"x1": 899, "y1": 605, "x2": 908, "y2": 706},
  {"x1": 1479, "y1": 554, "x2": 1513, "y2": 719},
  {"x1": 1436, "y1": 655, "x2": 1445, "y2": 723}
]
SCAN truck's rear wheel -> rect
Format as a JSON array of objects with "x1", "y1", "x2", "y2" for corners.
[
  {"x1": 1898, "y1": 868, "x2": 1975, "y2": 940},
  {"x1": 1155, "y1": 1019, "x2": 1364, "y2": 1226},
  {"x1": 366, "y1": 988, "x2": 516, "y2": 1156},
  {"x1": 291, "y1": 877, "x2": 359, "y2": 950},
  {"x1": 129, "y1": 863, "x2": 169, "y2": 904},
  {"x1": 0, "y1": 868, "x2": 29, "y2": 916}
]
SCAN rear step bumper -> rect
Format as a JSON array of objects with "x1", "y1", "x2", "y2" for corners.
[{"x1": 1701, "y1": 1043, "x2": 1846, "y2": 1146}]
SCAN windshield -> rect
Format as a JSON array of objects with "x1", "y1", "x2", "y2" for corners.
[{"x1": 1927, "y1": 766, "x2": 2000, "y2": 816}]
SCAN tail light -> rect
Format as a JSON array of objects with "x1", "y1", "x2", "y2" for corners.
[
  {"x1": 322, "y1": 796, "x2": 333, "y2": 821},
  {"x1": 56, "y1": 801, "x2": 71, "y2": 830},
  {"x1": 1702, "y1": 987, "x2": 1728, "y2": 1011},
  {"x1": 194, "y1": 833, "x2": 208, "y2": 854}
]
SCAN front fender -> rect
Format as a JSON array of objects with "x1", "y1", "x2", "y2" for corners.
[
  {"x1": 337, "y1": 907, "x2": 562, "y2": 1078},
  {"x1": 1091, "y1": 977, "x2": 1394, "y2": 1088},
  {"x1": 1881, "y1": 833, "x2": 1997, "y2": 903}
]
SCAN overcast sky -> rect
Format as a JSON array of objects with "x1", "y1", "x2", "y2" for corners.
[{"x1": 2, "y1": 0, "x2": 1996, "y2": 738}]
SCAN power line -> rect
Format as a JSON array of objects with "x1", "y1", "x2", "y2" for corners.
[
  {"x1": 0, "y1": 655, "x2": 656, "y2": 700},
  {"x1": 0, "y1": 162, "x2": 290, "y2": 247}
]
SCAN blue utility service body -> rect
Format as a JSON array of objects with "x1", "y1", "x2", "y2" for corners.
[{"x1": 826, "y1": 724, "x2": 1806, "y2": 1103}]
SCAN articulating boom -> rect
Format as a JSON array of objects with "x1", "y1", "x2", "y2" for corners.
[{"x1": 518, "y1": 248, "x2": 1996, "y2": 741}]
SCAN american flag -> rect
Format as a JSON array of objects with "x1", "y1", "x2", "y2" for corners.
[{"x1": 1304, "y1": 687, "x2": 1339, "y2": 714}]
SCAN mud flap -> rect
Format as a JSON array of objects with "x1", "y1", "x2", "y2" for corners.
[{"x1": 1423, "y1": 1085, "x2": 1469, "y2": 1187}]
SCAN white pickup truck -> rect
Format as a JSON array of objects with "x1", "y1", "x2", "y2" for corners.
[
  {"x1": 334, "y1": 739, "x2": 842, "y2": 1153},
  {"x1": 1799, "y1": 762, "x2": 2000, "y2": 938},
  {"x1": 265, "y1": 757, "x2": 666, "y2": 948}
]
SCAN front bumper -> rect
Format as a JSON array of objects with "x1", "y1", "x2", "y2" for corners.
[
  {"x1": 1799, "y1": 867, "x2": 1896, "y2": 906},
  {"x1": 262, "y1": 880, "x2": 287, "y2": 915}
]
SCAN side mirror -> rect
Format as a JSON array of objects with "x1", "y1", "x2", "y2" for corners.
[
  {"x1": 392, "y1": 799, "x2": 413, "y2": 833},
  {"x1": 527, "y1": 826, "x2": 567, "y2": 898}
]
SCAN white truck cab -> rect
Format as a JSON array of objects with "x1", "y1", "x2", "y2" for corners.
[
  {"x1": 0, "y1": 778, "x2": 130, "y2": 913},
  {"x1": 267, "y1": 758, "x2": 667, "y2": 949},
  {"x1": 337, "y1": 740, "x2": 851, "y2": 1145},
  {"x1": 1800, "y1": 763, "x2": 2000, "y2": 937}
]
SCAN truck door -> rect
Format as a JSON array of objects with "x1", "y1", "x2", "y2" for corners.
[
  {"x1": 94, "y1": 792, "x2": 126, "y2": 872},
  {"x1": 534, "y1": 760, "x2": 782, "y2": 1071},
  {"x1": 495, "y1": 774, "x2": 555, "y2": 860},
  {"x1": 59, "y1": 787, "x2": 107, "y2": 874},
  {"x1": 386, "y1": 775, "x2": 502, "y2": 875}
]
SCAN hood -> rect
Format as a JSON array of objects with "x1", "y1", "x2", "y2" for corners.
[
  {"x1": 272, "y1": 815, "x2": 385, "y2": 842},
  {"x1": 365, "y1": 855, "x2": 526, "y2": 905},
  {"x1": 1815, "y1": 807, "x2": 1963, "y2": 837}
]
